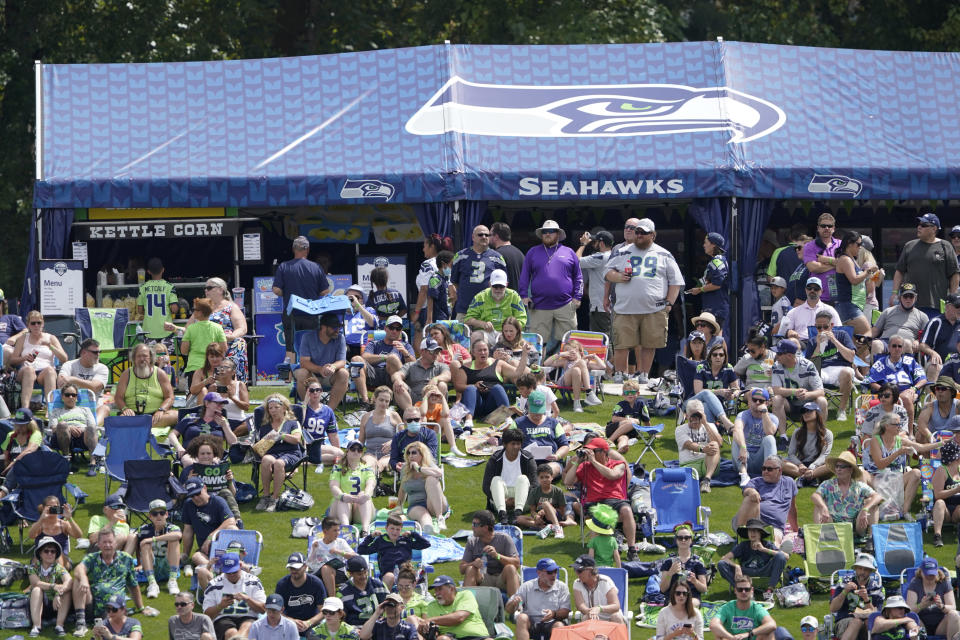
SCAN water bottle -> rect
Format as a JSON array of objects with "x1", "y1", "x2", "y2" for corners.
[
  {"x1": 315, "y1": 463, "x2": 324, "y2": 474},
  {"x1": 346, "y1": 429, "x2": 357, "y2": 442},
  {"x1": 820, "y1": 614, "x2": 834, "y2": 640},
  {"x1": 481, "y1": 554, "x2": 488, "y2": 575}
]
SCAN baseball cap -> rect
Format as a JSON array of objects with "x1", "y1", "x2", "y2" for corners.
[
  {"x1": 636, "y1": 218, "x2": 655, "y2": 233},
  {"x1": 918, "y1": 212, "x2": 941, "y2": 228},
  {"x1": 104, "y1": 493, "x2": 125, "y2": 510},
  {"x1": 346, "y1": 556, "x2": 368, "y2": 572},
  {"x1": 571, "y1": 555, "x2": 596, "y2": 571},
  {"x1": 183, "y1": 477, "x2": 205, "y2": 498},
  {"x1": 900, "y1": 283, "x2": 917, "y2": 296},
  {"x1": 489, "y1": 269, "x2": 508, "y2": 287},
  {"x1": 384, "y1": 593, "x2": 404, "y2": 606},
  {"x1": 386, "y1": 315, "x2": 403, "y2": 328},
  {"x1": 265, "y1": 594, "x2": 284, "y2": 611},
  {"x1": 750, "y1": 388, "x2": 771, "y2": 400},
  {"x1": 769, "y1": 276, "x2": 787, "y2": 289},
  {"x1": 203, "y1": 391, "x2": 229, "y2": 404},
  {"x1": 800, "y1": 616, "x2": 819, "y2": 629},
  {"x1": 430, "y1": 575, "x2": 455, "y2": 589},
  {"x1": 706, "y1": 232, "x2": 726, "y2": 252},
  {"x1": 220, "y1": 552, "x2": 241, "y2": 574},
  {"x1": 322, "y1": 597, "x2": 344, "y2": 612},
  {"x1": 286, "y1": 552, "x2": 306, "y2": 569},
  {"x1": 106, "y1": 594, "x2": 127, "y2": 611},
  {"x1": 346, "y1": 440, "x2": 365, "y2": 451},
  {"x1": 319, "y1": 313, "x2": 340, "y2": 328},
  {"x1": 920, "y1": 557, "x2": 940, "y2": 576},
  {"x1": 148, "y1": 499, "x2": 167, "y2": 512},
  {"x1": 947, "y1": 294, "x2": 960, "y2": 308},
  {"x1": 687, "y1": 330, "x2": 706, "y2": 342},
  {"x1": 950, "y1": 226, "x2": 960, "y2": 238},
  {"x1": 774, "y1": 340, "x2": 798, "y2": 355},
  {"x1": 852, "y1": 554, "x2": 877, "y2": 570},
  {"x1": 805, "y1": 276, "x2": 822, "y2": 289},
  {"x1": 594, "y1": 230, "x2": 614, "y2": 246},
  {"x1": 802, "y1": 401, "x2": 820, "y2": 412},
  {"x1": 584, "y1": 437, "x2": 609, "y2": 451},
  {"x1": 536, "y1": 558, "x2": 559, "y2": 572},
  {"x1": 419, "y1": 338, "x2": 442, "y2": 352},
  {"x1": 527, "y1": 390, "x2": 547, "y2": 415},
  {"x1": 12, "y1": 408, "x2": 33, "y2": 424}
]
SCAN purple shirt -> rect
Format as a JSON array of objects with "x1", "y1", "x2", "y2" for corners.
[
  {"x1": 518, "y1": 244, "x2": 584, "y2": 310},
  {"x1": 745, "y1": 475, "x2": 797, "y2": 530},
  {"x1": 802, "y1": 237, "x2": 841, "y2": 301}
]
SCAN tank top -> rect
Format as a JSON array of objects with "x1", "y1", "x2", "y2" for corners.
[
  {"x1": 464, "y1": 361, "x2": 502, "y2": 386},
  {"x1": 943, "y1": 466, "x2": 960, "y2": 510},
  {"x1": 124, "y1": 367, "x2": 165, "y2": 414},
  {"x1": 835, "y1": 258, "x2": 864, "y2": 308},
  {"x1": 929, "y1": 399, "x2": 960, "y2": 433},
  {"x1": 402, "y1": 476, "x2": 428, "y2": 507},
  {"x1": 23, "y1": 333, "x2": 55, "y2": 371},
  {"x1": 362, "y1": 413, "x2": 396, "y2": 455},
  {"x1": 864, "y1": 434, "x2": 904, "y2": 474}
]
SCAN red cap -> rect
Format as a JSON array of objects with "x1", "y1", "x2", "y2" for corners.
[{"x1": 584, "y1": 438, "x2": 610, "y2": 451}]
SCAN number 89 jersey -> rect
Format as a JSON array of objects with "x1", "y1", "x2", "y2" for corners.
[{"x1": 604, "y1": 242, "x2": 684, "y2": 315}]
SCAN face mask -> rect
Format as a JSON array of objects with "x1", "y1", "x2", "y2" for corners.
[
  {"x1": 406, "y1": 422, "x2": 421, "y2": 434},
  {"x1": 442, "y1": 268, "x2": 451, "y2": 278}
]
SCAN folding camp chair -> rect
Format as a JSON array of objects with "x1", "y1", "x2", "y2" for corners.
[
  {"x1": 522, "y1": 332, "x2": 544, "y2": 366},
  {"x1": 73, "y1": 308, "x2": 132, "y2": 383},
  {"x1": 899, "y1": 567, "x2": 949, "y2": 640},
  {"x1": 0, "y1": 449, "x2": 87, "y2": 552},
  {"x1": 425, "y1": 321, "x2": 471, "y2": 350},
  {"x1": 493, "y1": 524, "x2": 524, "y2": 566},
  {"x1": 550, "y1": 330, "x2": 609, "y2": 404},
  {"x1": 45, "y1": 388, "x2": 99, "y2": 461},
  {"x1": 96, "y1": 414, "x2": 171, "y2": 495},
  {"x1": 208, "y1": 528, "x2": 263, "y2": 566},
  {"x1": 308, "y1": 523, "x2": 361, "y2": 554},
  {"x1": 462, "y1": 585, "x2": 513, "y2": 639},
  {"x1": 871, "y1": 522, "x2": 924, "y2": 579},
  {"x1": 117, "y1": 459, "x2": 179, "y2": 527},
  {"x1": 632, "y1": 423, "x2": 666, "y2": 464},
  {"x1": 361, "y1": 519, "x2": 431, "y2": 582},
  {"x1": 802, "y1": 522, "x2": 855, "y2": 580},
  {"x1": 247, "y1": 405, "x2": 308, "y2": 496},
  {"x1": 573, "y1": 567, "x2": 634, "y2": 638},
  {"x1": 649, "y1": 467, "x2": 711, "y2": 538}
]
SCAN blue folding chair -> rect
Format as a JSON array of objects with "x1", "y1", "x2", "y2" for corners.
[
  {"x1": 521, "y1": 565, "x2": 568, "y2": 585},
  {"x1": 649, "y1": 467, "x2": 711, "y2": 537},
  {"x1": 871, "y1": 522, "x2": 924, "y2": 579},
  {"x1": 493, "y1": 523, "x2": 523, "y2": 566},
  {"x1": 426, "y1": 321, "x2": 470, "y2": 349},
  {"x1": 95, "y1": 415, "x2": 170, "y2": 495},
  {"x1": 45, "y1": 388, "x2": 99, "y2": 458},
  {"x1": 0, "y1": 449, "x2": 87, "y2": 552},
  {"x1": 209, "y1": 528, "x2": 263, "y2": 566},
  {"x1": 362, "y1": 520, "x2": 431, "y2": 583},
  {"x1": 117, "y1": 459, "x2": 179, "y2": 527},
  {"x1": 308, "y1": 523, "x2": 360, "y2": 554},
  {"x1": 572, "y1": 567, "x2": 633, "y2": 638}
]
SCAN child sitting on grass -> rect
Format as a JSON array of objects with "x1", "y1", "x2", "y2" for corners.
[
  {"x1": 586, "y1": 503, "x2": 621, "y2": 568},
  {"x1": 516, "y1": 463, "x2": 576, "y2": 537},
  {"x1": 513, "y1": 370, "x2": 560, "y2": 419},
  {"x1": 606, "y1": 378, "x2": 652, "y2": 453}
]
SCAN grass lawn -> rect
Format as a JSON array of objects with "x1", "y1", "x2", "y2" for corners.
[{"x1": 8, "y1": 386, "x2": 952, "y2": 638}]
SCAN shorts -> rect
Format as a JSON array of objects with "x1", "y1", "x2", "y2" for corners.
[
  {"x1": 214, "y1": 616, "x2": 257, "y2": 639},
  {"x1": 821, "y1": 365, "x2": 853, "y2": 386},
  {"x1": 835, "y1": 616, "x2": 867, "y2": 640},
  {"x1": 480, "y1": 571, "x2": 511, "y2": 591},
  {"x1": 365, "y1": 364, "x2": 391, "y2": 388},
  {"x1": 273, "y1": 451, "x2": 302, "y2": 471},
  {"x1": 836, "y1": 302, "x2": 865, "y2": 323},
  {"x1": 613, "y1": 311, "x2": 668, "y2": 350},
  {"x1": 605, "y1": 421, "x2": 638, "y2": 439},
  {"x1": 681, "y1": 458, "x2": 707, "y2": 477},
  {"x1": 586, "y1": 498, "x2": 630, "y2": 514},
  {"x1": 283, "y1": 313, "x2": 318, "y2": 352},
  {"x1": 525, "y1": 620, "x2": 561, "y2": 640}
]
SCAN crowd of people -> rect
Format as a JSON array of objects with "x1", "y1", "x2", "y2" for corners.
[{"x1": 3, "y1": 210, "x2": 960, "y2": 640}]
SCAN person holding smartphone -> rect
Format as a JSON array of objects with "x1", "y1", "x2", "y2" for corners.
[{"x1": 656, "y1": 578, "x2": 704, "y2": 640}]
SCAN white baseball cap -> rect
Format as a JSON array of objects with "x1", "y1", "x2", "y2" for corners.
[
  {"x1": 800, "y1": 616, "x2": 818, "y2": 628},
  {"x1": 489, "y1": 270, "x2": 508, "y2": 287},
  {"x1": 636, "y1": 218, "x2": 656, "y2": 233}
]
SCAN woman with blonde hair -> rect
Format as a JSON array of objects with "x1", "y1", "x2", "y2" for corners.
[
  {"x1": 203, "y1": 277, "x2": 248, "y2": 382},
  {"x1": 396, "y1": 440, "x2": 447, "y2": 533},
  {"x1": 180, "y1": 298, "x2": 227, "y2": 382},
  {"x1": 2, "y1": 408, "x2": 42, "y2": 476},
  {"x1": 253, "y1": 394, "x2": 303, "y2": 512},
  {"x1": 329, "y1": 440, "x2": 376, "y2": 534},
  {"x1": 416, "y1": 383, "x2": 461, "y2": 457},
  {"x1": 11, "y1": 310, "x2": 67, "y2": 409},
  {"x1": 544, "y1": 339, "x2": 604, "y2": 412}
]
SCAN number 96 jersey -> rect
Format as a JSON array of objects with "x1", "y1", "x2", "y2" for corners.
[{"x1": 604, "y1": 243, "x2": 684, "y2": 315}]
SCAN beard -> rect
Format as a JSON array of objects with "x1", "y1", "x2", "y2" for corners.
[{"x1": 133, "y1": 362, "x2": 154, "y2": 378}]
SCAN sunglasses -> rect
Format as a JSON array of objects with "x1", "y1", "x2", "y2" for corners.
[
  {"x1": 41, "y1": 547, "x2": 57, "y2": 554},
  {"x1": 935, "y1": 386, "x2": 952, "y2": 392},
  {"x1": 383, "y1": 602, "x2": 398, "y2": 608},
  {"x1": 308, "y1": 388, "x2": 322, "y2": 393},
  {"x1": 85, "y1": 349, "x2": 101, "y2": 355},
  {"x1": 675, "y1": 535, "x2": 692, "y2": 541},
  {"x1": 636, "y1": 229, "x2": 654, "y2": 236},
  {"x1": 624, "y1": 225, "x2": 637, "y2": 231},
  {"x1": 322, "y1": 610, "x2": 340, "y2": 615},
  {"x1": 806, "y1": 285, "x2": 821, "y2": 291},
  {"x1": 736, "y1": 587, "x2": 753, "y2": 593},
  {"x1": 711, "y1": 353, "x2": 726, "y2": 358},
  {"x1": 348, "y1": 446, "x2": 363, "y2": 452},
  {"x1": 204, "y1": 285, "x2": 216, "y2": 290},
  {"x1": 818, "y1": 224, "x2": 835, "y2": 229},
  {"x1": 471, "y1": 521, "x2": 483, "y2": 527},
  {"x1": 387, "y1": 325, "x2": 402, "y2": 330},
  {"x1": 834, "y1": 463, "x2": 852, "y2": 470},
  {"x1": 405, "y1": 418, "x2": 421, "y2": 423},
  {"x1": 761, "y1": 466, "x2": 780, "y2": 472},
  {"x1": 688, "y1": 413, "x2": 703, "y2": 420},
  {"x1": 880, "y1": 393, "x2": 894, "y2": 398},
  {"x1": 695, "y1": 322, "x2": 710, "y2": 328},
  {"x1": 890, "y1": 344, "x2": 904, "y2": 348},
  {"x1": 175, "y1": 601, "x2": 192, "y2": 608},
  {"x1": 150, "y1": 510, "x2": 167, "y2": 516},
  {"x1": 105, "y1": 606, "x2": 121, "y2": 613},
  {"x1": 751, "y1": 397, "x2": 765, "y2": 403},
  {"x1": 801, "y1": 626, "x2": 816, "y2": 632},
  {"x1": 675, "y1": 591, "x2": 689, "y2": 597},
  {"x1": 900, "y1": 294, "x2": 916, "y2": 298},
  {"x1": 491, "y1": 284, "x2": 506, "y2": 289},
  {"x1": 405, "y1": 450, "x2": 420, "y2": 456},
  {"x1": 63, "y1": 392, "x2": 78, "y2": 398},
  {"x1": 815, "y1": 326, "x2": 831, "y2": 331},
  {"x1": 475, "y1": 233, "x2": 490, "y2": 237},
  {"x1": 397, "y1": 583, "x2": 414, "y2": 590},
  {"x1": 29, "y1": 321, "x2": 43, "y2": 326},
  {"x1": 540, "y1": 230, "x2": 558, "y2": 235}
]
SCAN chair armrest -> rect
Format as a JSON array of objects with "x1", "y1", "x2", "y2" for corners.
[
  {"x1": 1, "y1": 490, "x2": 20, "y2": 505},
  {"x1": 167, "y1": 476, "x2": 186, "y2": 500},
  {"x1": 65, "y1": 483, "x2": 88, "y2": 505}
]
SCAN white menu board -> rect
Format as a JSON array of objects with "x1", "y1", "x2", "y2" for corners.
[{"x1": 40, "y1": 259, "x2": 84, "y2": 316}]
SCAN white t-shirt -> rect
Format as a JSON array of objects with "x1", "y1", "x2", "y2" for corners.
[
  {"x1": 500, "y1": 452, "x2": 522, "y2": 487},
  {"x1": 307, "y1": 536, "x2": 354, "y2": 572},
  {"x1": 770, "y1": 295, "x2": 793, "y2": 333},
  {"x1": 656, "y1": 605, "x2": 704, "y2": 640},
  {"x1": 516, "y1": 385, "x2": 558, "y2": 414},
  {"x1": 59, "y1": 358, "x2": 109, "y2": 398},
  {"x1": 573, "y1": 575, "x2": 619, "y2": 622},
  {"x1": 416, "y1": 257, "x2": 438, "y2": 288},
  {"x1": 675, "y1": 422, "x2": 718, "y2": 464},
  {"x1": 604, "y1": 242, "x2": 684, "y2": 315},
  {"x1": 202, "y1": 571, "x2": 266, "y2": 621},
  {"x1": 780, "y1": 300, "x2": 841, "y2": 337}
]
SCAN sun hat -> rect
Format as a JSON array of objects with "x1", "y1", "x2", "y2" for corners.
[
  {"x1": 852, "y1": 554, "x2": 877, "y2": 571},
  {"x1": 691, "y1": 312, "x2": 721, "y2": 335},
  {"x1": 736, "y1": 518, "x2": 770, "y2": 539},
  {"x1": 586, "y1": 504, "x2": 618, "y2": 535},
  {"x1": 882, "y1": 595, "x2": 909, "y2": 612},
  {"x1": 825, "y1": 450, "x2": 863, "y2": 480},
  {"x1": 535, "y1": 220, "x2": 567, "y2": 242},
  {"x1": 34, "y1": 536, "x2": 62, "y2": 562}
]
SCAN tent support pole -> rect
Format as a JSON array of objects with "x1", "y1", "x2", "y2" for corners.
[
  {"x1": 233, "y1": 233, "x2": 240, "y2": 294},
  {"x1": 730, "y1": 196, "x2": 739, "y2": 354},
  {"x1": 453, "y1": 200, "x2": 462, "y2": 248}
]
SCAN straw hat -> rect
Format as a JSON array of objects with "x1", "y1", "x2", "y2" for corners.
[
  {"x1": 691, "y1": 312, "x2": 721, "y2": 335},
  {"x1": 825, "y1": 450, "x2": 863, "y2": 481}
]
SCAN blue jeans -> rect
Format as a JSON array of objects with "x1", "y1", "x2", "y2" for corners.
[
  {"x1": 689, "y1": 391, "x2": 727, "y2": 424},
  {"x1": 731, "y1": 435, "x2": 778, "y2": 477},
  {"x1": 461, "y1": 384, "x2": 510, "y2": 419},
  {"x1": 718, "y1": 551, "x2": 789, "y2": 588}
]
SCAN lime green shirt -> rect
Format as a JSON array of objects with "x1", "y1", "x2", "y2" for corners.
[
  {"x1": 182, "y1": 320, "x2": 226, "y2": 372},
  {"x1": 425, "y1": 589, "x2": 488, "y2": 638},
  {"x1": 588, "y1": 534, "x2": 618, "y2": 566},
  {"x1": 464, "y1": 288, "x2": 527, "y2": 331},
  {"x1": 137, "y1": 279, "x2": 177, "y2": 339}
]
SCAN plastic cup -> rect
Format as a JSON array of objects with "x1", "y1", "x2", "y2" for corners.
[
  {"x1": 388, "y1": 496, "x2": 399, "y2": 509},
  {"x1": 232, "y1": 287, "x2": 245, "y2": 309}
]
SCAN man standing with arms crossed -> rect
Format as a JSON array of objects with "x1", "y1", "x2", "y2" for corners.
[{"x1": 604, "y1": 218, "x2": 683, "y2": 384}]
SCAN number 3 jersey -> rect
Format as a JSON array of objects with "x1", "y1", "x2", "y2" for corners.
[{"x1": 604, "y1": 242, "x2": 684, "y2": 315}]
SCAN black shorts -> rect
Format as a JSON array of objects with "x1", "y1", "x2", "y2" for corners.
[
  {"x1": 214, "y1": 616, "x2": 257, "y2": 640},
  {"x1": 605, "y1": 420, "x2": 638, "y2": 439},
  {"x1": 529, "y1": 620, "x2": 561, "y2": 640},
  {"x1": 283, "y1": 313, "x2": 318, "y2": 352},
  {"x1": 365, "y1": 364, "x2": 391, "y2": 388},
  {"x1": 590, "y1": 498, "x2": 630, "y2": 514},
  {"x1": 347, "y1": 344, "x2": 363, "y2": 360}
]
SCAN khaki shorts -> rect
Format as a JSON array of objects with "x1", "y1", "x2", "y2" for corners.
[
  {"x1": 613, "y1": 310, "x2": 668, "y2": 349},
  {"x1": 480, "y1": 571, "x2": 510, "y2": 591}
]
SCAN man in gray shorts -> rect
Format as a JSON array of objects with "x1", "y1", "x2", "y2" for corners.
[{"x1": 460, "y1": 509, "x2": 520, "y2": 597}]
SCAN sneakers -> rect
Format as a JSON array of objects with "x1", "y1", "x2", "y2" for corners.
[
  {"x1": 183, "y1": 565, "x2": 194, "y2": 577},
  {"x1": 167, "y1": 575, "x2": 180, "y2": 595},
  {"x1": 934, "y1": 533, "x2": 944, "y2": 547},
  {"x1": 464, "y1": 417, "x2": 475, "y2": 429},
  {"x1": 739, "y1": 471, "x2": 750, "y2": 488},
  {"x1": 264, "y1": 497, "x2": 278, "y2": 513},
  {"x1": 837, "y1": 409, "x2": 848, "y2": 422},
  {"x1": 553, "y1": 524, "x2": 565, "y2": 539},
  {"x1": 636, "y1": 540, "x2": 666, "y2": 553},
  {"x1": 537, "y1": 525, "x2": 554, "y2": 539},
  {"x1": 497, "y1": 510, "x2": 509, "y2": 525},
  {"x1": 700, "y1": 478, "x2": 711, "y2": 493},
  {"x1": 777, "y1": 434, "x2": 789, "y2": 451},
  {"x1": 635, "y1": 373, "x2": 649, "y2": 385},
  {"x1": 30, "y1": 627, "x2": 41, "y2": 637},
  {"x1": 572, "y1": 401, "x2": 584, "y2": 413},
  {"x1": 146, "y1": 579, "x2": 160, "y2": 598},
  {"x1": 763, "y1": 589, "x2": 776, "y2": 604},
  {"x1": 55, "y1": 626, "x2": 66, "y2": 637},
  {"x1": 584, "y1": 392, "x2": 602, "y2": 406},
  {"x1": 612, "y1": 372, "x2": 624, "y2": 384},
  {"x1": 85, "y1": 464, "x2": 97, "y2": 477},
  {"x1": 255, "y1": 495, "x2": 271, "y2": 511},
  {"x1": 626, "y1": 547, "x2": 640, "y2": 561},
  {"x1": 74, "y1": 624, "x2": 88, "y2": 637}
]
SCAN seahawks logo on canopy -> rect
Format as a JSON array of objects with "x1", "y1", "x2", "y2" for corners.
[
  {"x1": 807, "y1": 174, "x2": 863, "y2": 197},
  {"x1": 406, "y1": 77, "x2": 786, "y2": 143}
]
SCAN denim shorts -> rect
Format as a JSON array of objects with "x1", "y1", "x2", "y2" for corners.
[{"x1": 835, "y1": 301, "x2": 864, "y2": 323}]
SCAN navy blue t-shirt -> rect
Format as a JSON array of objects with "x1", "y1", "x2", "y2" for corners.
[
  {"x1": 804, "y1": 329, "x2": 856, "y2": 368},
  {"x1": 694, "y1": 363, "x2": 738, "y2": 389},
  {"x1": 366, "y1": 289, "x2": 407, "y2": 321},
  {"x1": 701, "y1": 254, "x2": 730, "y2": 319},
  {"x1": 182, "y1": 493, "x2": 233, "y2": 546},
  {"x1": 368, "y1": 339, "x2": 414, "y2": 370},
  {"x1": 419, "y1": 271, "x2": 450, "y2": 325},
  {"x1": 274, "y1": 258, "x2": 330, "y2": 315},
  {"x1": 275, "y1": 573, "x2": 327, "y2": 621},
  {"x1": 0, "y1": 314, "x2": 25, "y2": 344},
  {"x1": 371, "y1": 619, "x2": 418, "y2": 640}
]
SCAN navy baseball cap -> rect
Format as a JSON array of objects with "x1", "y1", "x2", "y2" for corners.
[
  {"x1": 950, "y1": 225, "x2": 960, "y2": 238},
  {"x1": 220, "y1": 552, "x2": 241, "y2": 573},
  {"x1": 286, "y1": 552, "x2": 306, "y2": 569},
  {"x1": 918, "y1": 212, "x2": 941, "y2": 228},
  {"x1": 184, "y1": 477, "x2": 205, "y2": 498},
  {"x1": 106, "y1": 594, "x2": 126, "y2": 610},
  {"x1": 430, "y1": 575, "x2": 455, "y2": 589},
  {"x1": 706, "y1": 232, "x2": 726, "y2": 252},
  {"x1": 265, "y1": 594, "x2": 284, "y2": 611},
  {"x1": 346, "y1": 556, "x2": 368, "y2": 572},
  {"x1": 774, "y1": 341, "x2": 798, "y2": 355}
]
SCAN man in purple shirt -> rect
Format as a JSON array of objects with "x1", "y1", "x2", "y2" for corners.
[
  {"x1": 732, "y1": 455, "x2": 797, "y2": 551},
  {"x1": 802, "y1": 212, "x2": 841, "y2": 302},
  {"x1": 519, "y1": 220, "x2": 583, "y2": 351}
]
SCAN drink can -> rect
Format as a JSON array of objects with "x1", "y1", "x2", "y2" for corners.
[
  {"x1": 623, "y1": 265, "x2": 633, "y2": 277},
  {"x1": 388, "y1": 496, "x2": 399, "y2": 509},
  {"x1": 137, "y1": 268, "x2": 146, "y2": 284}
]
